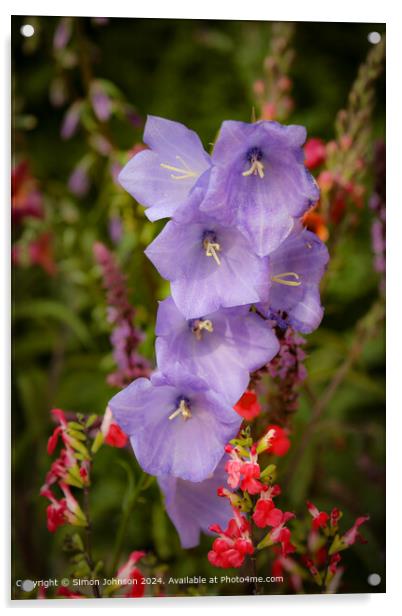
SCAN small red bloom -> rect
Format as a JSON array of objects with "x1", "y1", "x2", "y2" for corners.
[
  {"x1": 329, "y1": 553, "x2": 342, "y2": 574},
  {"x1": 101, "y1": 406, "x2": 128, "y2": 448},
  {"x1": 330, "y1": 507, "x2": 342, "y2": 527},
  {"x1": 253, "y1": 499, "x2": 284, "y2": 529},
  {"x1": 46, "y1": 499, "x2": 68, "y2": 532},
  {"x1": 307, "y1": 501, "x2": 330, "y2": 529},
  {"x1": 208, "y1": 508, "x2": 254, "y2": 569},
  {"x1": 304, "y1": 138, "x2": 326, "y2": 169},
  {"x1": 234, "y1": 390, "x2": 261, "y2": 421},
  {"x1": 265, "y1": 425, "x2": 291, "y2": 456},
  {"x1": 239, "y1": 462, "x2": 264, "y2": 495},
  {"x1": 105, "y1": 423, "x2": 128, "y2": 448}
]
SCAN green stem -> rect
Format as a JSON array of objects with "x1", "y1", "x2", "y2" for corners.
[{"x1": 110, "y1": 473, "x2": 148, "y2": 575}]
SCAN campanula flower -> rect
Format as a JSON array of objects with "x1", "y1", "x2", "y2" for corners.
[
  {"x1": 258, "y1": 225, "x2": 329, "y2": 333},
  {"x1": 157, "y1": 455, "x2": 232, "y2": 549},
  {"x1": 200, "y1": 120, "x2": 319, "y2": 256},
  {"x1": 155, "y1": 297, "x2": 279, "y2": 405},
  {"x1": 119, "y1": 115, "x2": 211, "y2": 221},
  {"x1": 108, "y1": 365, "x2": 242, "y2": 481},
  {"x1": 145, "y1": 192, "x2": 270, "y2": 319}
]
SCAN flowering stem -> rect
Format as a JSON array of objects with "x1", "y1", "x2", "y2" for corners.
[{"x1": 110, "y1": 472, "x2": 149, "y2": 576}]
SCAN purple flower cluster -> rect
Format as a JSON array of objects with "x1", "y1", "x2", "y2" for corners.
[
  {"x1": 109, "y1": 116, "x2": 329, "y2": 547},
  {"x1": 93, "y1": 242, "x2": 150, "y2": 388}
]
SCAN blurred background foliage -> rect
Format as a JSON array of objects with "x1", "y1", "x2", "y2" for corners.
[{"x1": 12, "y1": 17, "x2": 385, "y2": 597}]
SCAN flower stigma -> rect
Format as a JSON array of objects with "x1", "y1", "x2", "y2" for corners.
[
  {"x1": 191, "y1": 318, "x2": 214, "y2": 341},
  {"x1": 203, "y1": 230, "x2": 221, "y2": 266},
  {"x1": 242, "y1": 147, "x2": 265, "y2": 179},
  {"x1": 168, "y1": 398, "x2": 192, "y2": 421},
  {"x1": 271, "y1": 272, "x2": 302, "y2": 287}
]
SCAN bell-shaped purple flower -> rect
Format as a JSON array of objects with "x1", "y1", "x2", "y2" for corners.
[
  {"x1": 145, "y1": 192, "x2": 270, "y2": 319},
  {"x1": 258, "y1": 226, "x2": 329, "y2": 333},
  {"x1": 119, "y1": 115, "x2": 211, "y2": 222},
  {"x1": 200, "y1": 120, "x2": 319, "y2": 257},
  {"x1": 155, "y1": 297, "x2": 279, "y2": 404},
  {"x1": 158, "y1": 455, "x2": 232, "y2": 548},
  {"x1": 108, "y1": 366, "x2": 242, "y2": 482}
]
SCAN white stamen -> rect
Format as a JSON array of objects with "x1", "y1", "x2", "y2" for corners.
[
  {"x1": 160, "y1": 156, "x2": 197, "y2": 180},
  {"x1": 242, "y1": 158, "x2": 265, "y2": 178},
  {"x1": 192, "y1": 319, "x2": 214, "y2": 341}
]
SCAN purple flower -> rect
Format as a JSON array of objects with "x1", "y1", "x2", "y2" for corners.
[
  {"x1": 145, "y1": 190, "x2": 270, "y2": 319},
  {"x1": 90, "y1": 81, "x2": 112, "y2": 123},
  {"x1": 158, "y1": 455, "x2": 232, "y2": 548},
  {"x1": 200, "y1": 120, "x2": 319, "y2": 256},
  {"x1": 53, "y1": 17, "x2": 73, "y2": 51},
  {"x1": 258, "y1": 226, "x2": 329, "y2": 333},
  {"x1": 108, "y1": 366, "x2": 242, "y2": 481},
  {"x1": 61, "y1": 101, "x2": 83, "y2": 140},
  {"x1": 118, "y1": 116, "x2": 211, "y2": 222},
  {"x1": 68, "y1": 164, "x2": 90, "y2": 197},
  {"x1": 155, "y1": 297, "x2": 279, "y2": 404}
]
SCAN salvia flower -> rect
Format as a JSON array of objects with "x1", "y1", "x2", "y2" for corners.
[
  {"x1": 109, "y1": 365, "x2": 242, "y2": 481},
  {"x1": 200, "y1": 120, "x2": 319, "y2": 256},
  {"x1": 233, "y1": 390, "x2": 261, "y2": 421},
  {"x1": 100, "y1": 406, "x2": 128, "y2": 448},
  {"x1": 208, "y1": 507, "x2": 254, "y2": 568},
  {"x1": 264, "y1": 425, "x2": 291, "y2": 456},
  {"x1": 307, "y1": 501, "x2": 330, "y2": 530},
  {"x1": 41, "y1": 483, "x2": 87, "y2": 532},
  {"x1": 119, "y1": 115, "x2": 211, "y2": 221},
  {"x1": 155, "y1": 297, "x2": 279, "y2": 404},
  {"x1": 145, "y1": 199, "x2": 270, "y2": 319},
  {"x1": 252, "y1": 485, "x2": 282, "y2": 528},
  {"x1": 116, "y1": 551, "x2": 146, "y2": 598},
  {"x1": 158, "y1": 455, "x2": 232, "y2": 548}
]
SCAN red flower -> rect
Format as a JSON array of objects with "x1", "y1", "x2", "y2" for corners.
[
  {"x1": 12, "y1": 161, "x2": 43, "y2": 224},
  {"x1": 263, "y1": 511, "x2": 296, "y2": 556},
  {"x1": 265, "y1": 425, "x2": 291, "y2": 456},
  {"x1": 253, "y1": 499, "x2": 283, "y2": 528},
  {"x1": 105, "y1": 423, "x2": 128, "y2": 448},
  {"x1": 239, "y1": 462, "x2": 264, "y2": 495},
  {"x1": 116, "y1": 551, "x2": 146, "y2": 598},
  {"x1": 45, "y1": 498, "x2": 68, "y2": 532},
  {"x1": 330, "y1": 507, "x2": 342, "y2": 528},
  {"x1": 208, "y1": 508, "x2": 254, "y2": 569},
  {"x1": 329, "y1": 553, "x2": 342, "y2": 574},
  {"x1": 304, "y1": 138, "x2": 326, "y2": 170},
  {"x1": 307, "y1": 501, "x2": 330, "y2": 529},
  {"x1": 234, "y1": 390, "x2": 261, "y2": 421},
  {"x1": 101, "y1": 407, "x2": 128, "y2": 448}
]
